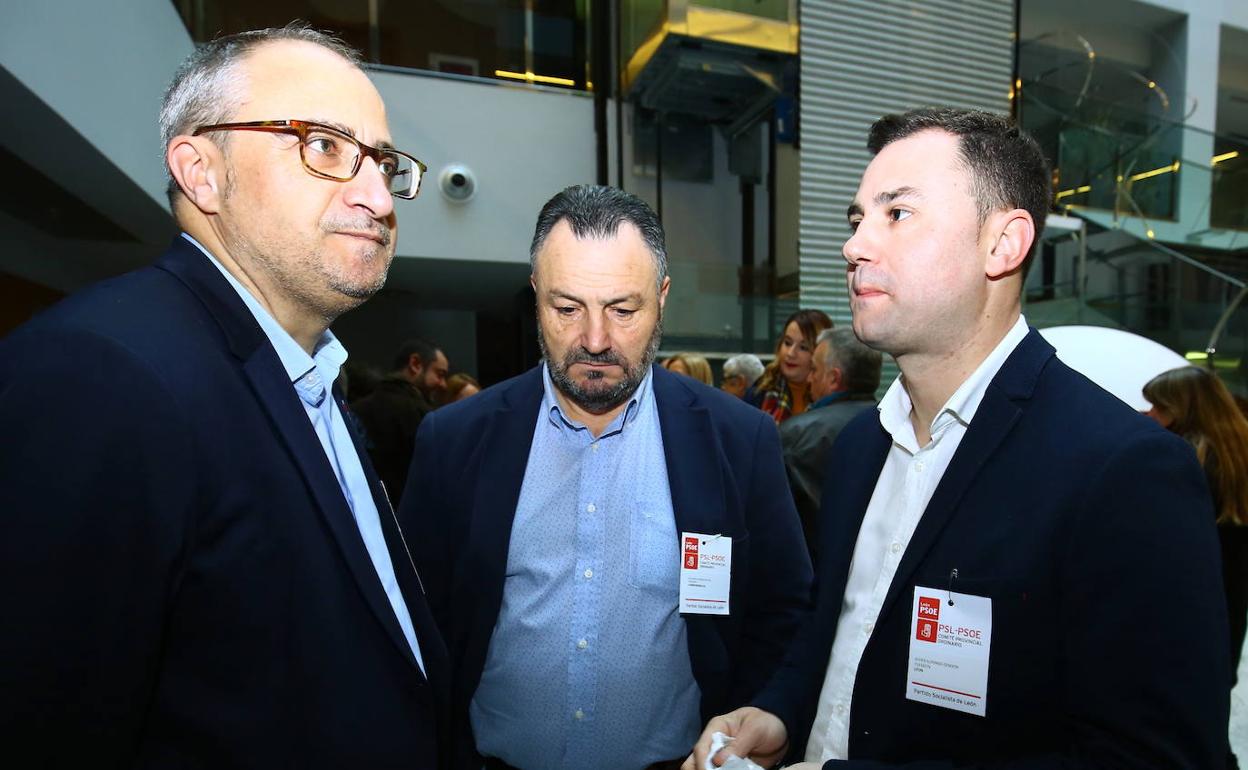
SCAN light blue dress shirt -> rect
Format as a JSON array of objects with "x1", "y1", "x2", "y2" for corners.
[
  {"x1": 184, "y1": 233, "x2": 425, "y2": 674},
  {"x1": 470, "y1": 365, "x2": 701, "y2": 769}
]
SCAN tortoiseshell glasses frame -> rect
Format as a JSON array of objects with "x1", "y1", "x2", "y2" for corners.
[{"x1": 192, "y1": 119, "x2": 426, "y2": 199}]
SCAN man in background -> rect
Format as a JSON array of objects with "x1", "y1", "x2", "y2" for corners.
[
  {"x1": 721, "y1": 353, "x2": 764, "y2": 399},
  {"x1": 352, "y1": 337, "x2": 449, "y2": 504},
  {"x1": 780, "y1": 327, "x2": 881, "y2": 562}
]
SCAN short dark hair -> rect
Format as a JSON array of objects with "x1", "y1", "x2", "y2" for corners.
[
  {"x1": 818, "y1": 328, "x2": 882, "y2": 395},
  {"x1": 389, "y1": 338, "x2": 440, "y2": 373},
  {"x1": 529, "y1": 185, "x2": 668, "y2": 292},
  {"x1": 867, "y1": 108, "x2": 1051, "y2": 276}
]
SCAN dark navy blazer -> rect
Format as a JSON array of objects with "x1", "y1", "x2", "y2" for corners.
[
  {"x1": 753, "y1": 329, "x2": 1230, "y2": 768},
  {"x1": 0, "y1": 237, "x2": 449, "y2": 768},
  {"x1": 399, "y1": 364, "x2": 813, "y2": 765}
]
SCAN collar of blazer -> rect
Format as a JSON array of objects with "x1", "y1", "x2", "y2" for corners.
[
  {"x1": 155, "y1": 237, "x2": 430, "y2": 678},
  {"x1": 829, "y1": 328, "x2": 1056, "y2": 627}
]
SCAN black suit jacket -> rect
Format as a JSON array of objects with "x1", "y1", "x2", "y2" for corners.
[
  {"x1": 0, "y1": 238, "x2": 449, "y2": 768},
  {"x1": 399, "y1": 364, "x2": 813, "y2": 765},
  {"x1": 754, "y1": 329, "x2": 1230, "y2": 768},
  {"x1": 779, "y1": 394, "x2": 877, "y2": 560},
  {"x1": 352, "y1": 375, "x2": 436, "y2": 505}
]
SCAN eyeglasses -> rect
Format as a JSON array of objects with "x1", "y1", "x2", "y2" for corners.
[{"x1": 192, "y1": 119, "x2": 426, "y2": 199}]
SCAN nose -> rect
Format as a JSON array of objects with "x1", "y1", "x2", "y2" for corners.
[
  {"x1": 843, "y1": 222, "x2": 874, "y2": 267},
  {"x1": 580, "y1": 310, "x2": 610, "y2": 354},
  {"x1": 343, "y1": 156, "x2": 395, "y2": 220}
]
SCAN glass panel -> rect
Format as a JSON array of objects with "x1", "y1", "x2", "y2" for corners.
[
  {"x1": 690, "y1": 0, "x2": 791, "y2": 22},
  {"x1": 172, "y1": 0, "x2": 590, "y2": 90},
  {"x1": 1212, "y1": 139, "x2": 1248, "y2": 232},
  {"x1": 175, "y1": 0, "x2": 373, "y2": 60},
  {"x1": 620, "y1": 0, "x2": 667, "y2": 70},
  {"x1": 376, "y1": 0, "x2": 524, "y2": 77}
]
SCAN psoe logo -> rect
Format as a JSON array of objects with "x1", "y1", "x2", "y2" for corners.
[
  {"x1": 683, "y1": 536, "x2": 699, "y2": 569},
  {"x1": 918, "y1": 595, "x2": 941, "y2": 621}
]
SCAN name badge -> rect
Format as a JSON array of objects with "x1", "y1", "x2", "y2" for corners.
[
  {"x1": 906, "y1": 585, "x2": 992, "y2": 717},
  {"x1": 679, "y1": 532, "x2": 731, "y2": 615}
]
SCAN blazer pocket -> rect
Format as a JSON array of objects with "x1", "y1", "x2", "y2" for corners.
[{"x1": 629, "y1": 502, "x2": 680, "y2": 592}]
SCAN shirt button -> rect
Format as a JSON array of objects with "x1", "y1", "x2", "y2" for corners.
[
  {"x1": 914, "y1": 461, "x2": 925, "y2": 472},
  {"x1": 586, "y1": 503, "x2": 596, "y2": 513},
  {"x1": 864, "y1": 622, "x2": 874, "y2": 634},
  {"x1": 591, "y1": 443, "x2": 600, "y2": 452},
  {"x1": 836, "y1": 704, "x2": 846, "y2": 715},
  {"x1": 890, "y1": 542, "x2": 901, "y2": 553},
  {"x1": 574, "y1": 709, "x2": 585, "y2": 720},
  {"x1": 583, "y1": 568, "x2": 593, "y2": 579},
  {"x1": 577, "y1": 638, "x2": 588, "y2": 650}
]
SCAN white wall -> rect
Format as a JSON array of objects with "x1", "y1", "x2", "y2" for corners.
[
  {"x1": 0, "y1": 0, "x2": 190, "y2": 212},
  {"x1": 371, "y1": 70, "x2": 597, "y2": 265}
]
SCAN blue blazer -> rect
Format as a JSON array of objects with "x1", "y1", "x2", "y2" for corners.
[
  {"x1": 753, "y1": 329, "x2": 1230, "y2": 768},
  {"x1": 0, "y1": 238, "x2": 449, "y2": 768},
  {"x1": 399, "y1": 364, "x2": 813, "y2": 764}
]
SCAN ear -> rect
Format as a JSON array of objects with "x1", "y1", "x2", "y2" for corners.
[
  {"x1": 984, "y1": 208, "x2": 1035, "y2": 280},
  {"x1": 407, "y1": 353, "x2": 424, "y2": 376},
  {"x1": 657, "y1": 275, "x2": 671, "y2": 311},
  {"x1": 167, "y1": 136, "x2": 227, "y2": 215},
  {"x1": 829, "y1": 366, "x2": 845, "y2": 392}
]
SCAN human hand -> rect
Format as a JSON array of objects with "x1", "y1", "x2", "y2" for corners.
[{"x1": 681, "y1": 707, "x2": 789, "y2": 770}]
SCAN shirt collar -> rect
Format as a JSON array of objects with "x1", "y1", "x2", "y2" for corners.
[
  {"x1": 182, "y1": 233, "x2": 348, "y2": 405},
  {"x1": 539, "y1": 362, "x2": 650, "y2": 437},
  {"x1": 878, "y1": 315, "x2": 1029, "y2": 448}
]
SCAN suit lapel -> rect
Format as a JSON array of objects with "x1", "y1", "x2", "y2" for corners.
[
  {"x1": 339, "y1": 389, "x2": 449, "y2": 688},
  {"x1": 822, "y1": 422, "x2": 891, "y2": 599},
  {"x1": 158, "y1": 237, "x2": 428, "y2": 677},
  {"x1": 877, "y1": 330, "x2": 1051, "y2": 620},
  {"x1": 466, "y1": 369, "x2": 543, "y2": 621},
  {"x1": 654, "y1": 366, "x2": 724, "y2": 538},
  {"x1": 652, "y1": 367, "x2": 727, "y2": 671}
]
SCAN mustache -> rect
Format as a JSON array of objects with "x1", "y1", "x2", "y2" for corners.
[
  {"x1": 323, "y1": 216, "x2": 393, "y2": 247},
  {"x1": 566, "y1": 349, "x2": 625, "y2": 367}
]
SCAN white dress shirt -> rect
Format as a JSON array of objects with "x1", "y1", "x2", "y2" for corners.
[{"x1": 804, "y1": 315, "x2": 1029, "y2": 762}]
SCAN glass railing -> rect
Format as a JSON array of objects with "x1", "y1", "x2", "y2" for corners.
[
  {"x1": 1025, "y1": 216, "x2": 1248, "y2": 394},
  {"x1": 1019, "y1": 82, "x2": 1248, "y2": 250},
  {"x1": 1213, "y1": 144, "x2": 1248, "y2": 232},
  {"x1": 171, "y1": 0, "x2": 592, "y2": 90},
  {"x1": 660, "y1": 259, "x2": 799, "y2": 357}
]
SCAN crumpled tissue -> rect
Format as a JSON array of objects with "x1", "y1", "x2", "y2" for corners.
[{"x1": 704, "y1": 731, "x2": 765, "y2": 770}]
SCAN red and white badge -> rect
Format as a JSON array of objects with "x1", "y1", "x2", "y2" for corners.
[
  {"x1": 906, "y1": 585, "x2": 992, "y2": 717},
  {"x1": 679, "y1": 532, "x2": 731, "y2": 615}
]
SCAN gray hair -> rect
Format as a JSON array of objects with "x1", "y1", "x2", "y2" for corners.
[
  {"x1": 159, "y1": 23, "x2": 363, "y2": 205},
  {"x1": 529, "y1": 185, "x2": 668, "y2": 293},
  {"x1": 722, "y1": 353, "x2": 764, "y2": 385},
  {"x1": 817, "y1": 328, "x2": 882, "y2": 395}
]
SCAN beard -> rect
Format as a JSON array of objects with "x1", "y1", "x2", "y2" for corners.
[
  {"x1": 218, "y1": 177, "x2": 395, "y2": 319},
  {"x1": 318, "y1": 214, "x2": 394, "y2": 300},
  {"x1": 539, "y1": 316, "x2": 663, "y2": 414}
]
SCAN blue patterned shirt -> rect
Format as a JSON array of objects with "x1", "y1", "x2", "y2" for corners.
[{"x1": 470, "y1": 365, "x2": 701, "y2": 769}]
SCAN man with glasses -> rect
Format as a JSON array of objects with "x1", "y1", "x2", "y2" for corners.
[{"x1": 0, "y1": 26, "x2": 447, "y2": 768}]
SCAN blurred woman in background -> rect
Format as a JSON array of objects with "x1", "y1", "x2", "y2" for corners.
[
  {"x1": 663, "y1": 353, "x2": 713, "y2": 386},
  {"x1": 442, "y1": 373, "x2": 480, "y2": 404},
  {"x1": 1144, "y1": 366, "x2": 1248, "y2": 676},
  {"x1": 750, "y1": 309, "x2": 832, "y2": 424}
]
